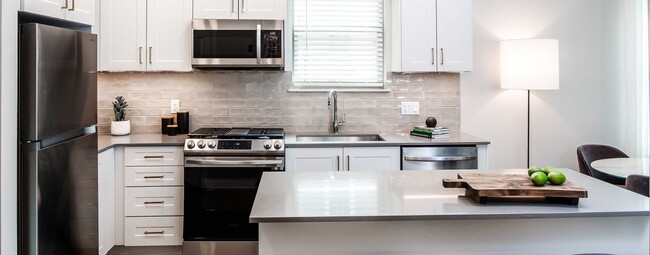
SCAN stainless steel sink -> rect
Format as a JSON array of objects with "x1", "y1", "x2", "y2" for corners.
[{"x1": 296, "y1": 134, "x2": 385, "y2": 142}]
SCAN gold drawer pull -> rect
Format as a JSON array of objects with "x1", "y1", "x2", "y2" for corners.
[
  {"x1": 144, "y1": 230, "x2": 165, "y2": 235},
  {"x1": 143, "y1": 175, "x2": 164, "y2": 179},
  {"x1": 143, "y1": 155, "x2": 164, "y2": 159},
  {"x1": 144, "y1": 201, "x2": 165, "y2": 205}
]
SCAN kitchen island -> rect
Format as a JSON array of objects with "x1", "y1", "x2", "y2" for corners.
[{"x1": 250, "y1": 169, "x2": 649, "y2": 255}]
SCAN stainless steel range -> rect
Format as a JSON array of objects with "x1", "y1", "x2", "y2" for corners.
[{"x1": 183, "y1": 127, "x2": 284, "y2": 255}]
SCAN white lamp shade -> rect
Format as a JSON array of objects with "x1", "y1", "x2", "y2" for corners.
[{"x1": 500, "y1": 39, "x2": 559, "y2": 90}]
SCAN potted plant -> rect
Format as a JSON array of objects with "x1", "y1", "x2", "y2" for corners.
[{"x1": 111, "y1": 96, "x2": 130, "y2": 135}]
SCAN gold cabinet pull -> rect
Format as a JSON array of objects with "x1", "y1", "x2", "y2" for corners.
[
  {"x1": 440, "y1": 48, "x2": 445, "y2": 65},
  {"x1": 61, "y1": 0, "x2": 69, "y2": 9},
  {"x1": 143, "y1": 155, "x2": 164, "y2": 159}
]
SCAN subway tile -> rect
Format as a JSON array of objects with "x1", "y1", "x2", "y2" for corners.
[{"x1": 97, "y1": 72, "x2": 461, "y2": 133}]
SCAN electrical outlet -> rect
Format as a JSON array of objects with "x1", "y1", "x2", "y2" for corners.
[
  {"x1": 401, "y1": 102, "x2": 420, "y2": 115},
  {"x1": 171, "y1": 99, "x2": 180, "y2": 113}
]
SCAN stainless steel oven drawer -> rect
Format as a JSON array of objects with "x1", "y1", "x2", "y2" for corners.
[{"x1": 402, "y1": 146, "x2": 478, "y2": 170}]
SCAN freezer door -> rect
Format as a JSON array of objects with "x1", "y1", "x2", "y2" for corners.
[
  {"x1": 19, "y1": 133, "x2": 98, "y2": 255},
  {"x1": 20, "y1": 23, "x2": 97, "y2": 141}
]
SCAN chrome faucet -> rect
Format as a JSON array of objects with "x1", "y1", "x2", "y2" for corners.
[{"x1": 327, "y1": 90, "x2": 346, "y2": 134}]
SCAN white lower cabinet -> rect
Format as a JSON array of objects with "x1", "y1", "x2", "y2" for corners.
[
  {"x1": 286, "y1": 147, "x2": 400, "y2": 172},
  {"x1": 98, "y1": 148, "x2": 115, "y2": 255},
  {"x1": 122, "y1": 146, "x2": 184, "y2": 246},
  {"x1": 124, "y1": 216, "x2": 183, "y2": 246}
]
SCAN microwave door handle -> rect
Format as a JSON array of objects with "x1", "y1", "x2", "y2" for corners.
[{"x1": 256, "y1": 24, "x2": 262, "y2": 64}]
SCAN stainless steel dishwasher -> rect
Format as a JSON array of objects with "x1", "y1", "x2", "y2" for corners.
[{"x1": 401, "y1": 146, "x2": 478, "y2": 170}]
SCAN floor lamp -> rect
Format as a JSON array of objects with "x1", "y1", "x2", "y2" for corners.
[{"x1": 500, "y1": 39, "x2": 559, "y2": 168}]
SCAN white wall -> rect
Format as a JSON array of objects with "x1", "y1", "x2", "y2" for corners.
[
  {"x1": 461, "y1": 0, "x2": 635, "y2": 170},
  {"x1": 1, "y1": 0, "x2": 19, "y2": 254}
]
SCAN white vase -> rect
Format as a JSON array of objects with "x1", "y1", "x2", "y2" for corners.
[{"x1": 111, "y1": 120, "x2": 131, "y2": 136}]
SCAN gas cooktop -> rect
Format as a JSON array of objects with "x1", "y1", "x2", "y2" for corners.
[{"x1": 188, "y1": 127, "x2": 285, "y2": 139}]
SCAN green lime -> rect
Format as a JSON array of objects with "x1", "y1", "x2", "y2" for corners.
[
  {"x1": 547, "y1": 171, "x2": 566, "y2": 185},
  {"x1": 530, "y1": 172, "x2": 548, "y2": 186},
  {"x1": 528, "y1": 166, "x2": 544, "y2": 176},
  {"x1": 543, "y1": 166, "x2": 559, "y2": 175}
]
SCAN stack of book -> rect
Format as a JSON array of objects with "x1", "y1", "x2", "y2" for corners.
[{"x1": 410, "y1": 126, "x2": 450, "y2": 139}]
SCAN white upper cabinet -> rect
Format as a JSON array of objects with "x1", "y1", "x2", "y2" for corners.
[
  {"x1": 392, "y1": 0, "x2": 473, "y2": 72},
  {"x1": 22, "y1": 0, "x2": 95, "y2": 25},
  {"x1": 193, "y1": 0, "x2": 239, "y2": 19},
  {"x1": 193, "y1": 0, "x2": 286, "y2": 20},
  {"x1": 100, "y1": 0, "x2": 191, "y2": 71}
]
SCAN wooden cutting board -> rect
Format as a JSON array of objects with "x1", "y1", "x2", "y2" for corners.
[{"x1": 442, "y1": 173, "x2": 588, "y2": 205}]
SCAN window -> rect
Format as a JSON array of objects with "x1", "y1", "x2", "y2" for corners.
[{"x1": 292, "y1": 0, "x2": 385, "y2": 89}]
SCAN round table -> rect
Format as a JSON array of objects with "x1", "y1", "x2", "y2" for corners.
[{"x1": 590, "y1": 158, "x2": 649, "y2": 178}]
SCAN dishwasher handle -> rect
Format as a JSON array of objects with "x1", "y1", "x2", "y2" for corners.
[{"x1": 403, "y1": 155, "x2": 477, "y2": 162}]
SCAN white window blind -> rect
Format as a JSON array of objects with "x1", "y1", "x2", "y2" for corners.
[{"x1": 293, "y1": 0, "x2": 385, "y2": 88}]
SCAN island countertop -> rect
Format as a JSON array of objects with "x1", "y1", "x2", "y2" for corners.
[{"x1": 250, "y1": 169, "x2": 649, "y2": 223}]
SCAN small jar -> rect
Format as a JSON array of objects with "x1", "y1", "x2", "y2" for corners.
[
  {"x1": 161, "y1": 116, "x2": 174, "y2": 134},
  {"x1": 167, "y1": 124, "x2": 178, "y2": 136}
]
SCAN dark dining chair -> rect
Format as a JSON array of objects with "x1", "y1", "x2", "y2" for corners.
[
  {"x1": 625, "y1": 174, "x2": 649, "y2": 197},
  {"x1": 576, "y1": 144, "x2": 627, "y2": 186}
]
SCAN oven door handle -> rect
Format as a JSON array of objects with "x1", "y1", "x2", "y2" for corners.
[
  {"x1": 186, "y1": 159, "x2": 283, "y2": 166},
  {"x1": 403, "y1": 155, "x2": 477, "y2": 162}
]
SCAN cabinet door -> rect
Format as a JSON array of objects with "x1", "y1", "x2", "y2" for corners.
[
  {"x1": 286, "y1": 148, "x2": 343, "y2": 172},
  {"x1": 193, "y1": 0, "x2": 238, "y2": 19},
  {"x1": 398, "y1": 0, "x2": 436, "y2": 72},
  {"x1": 100, "y1": 0, "x2": 147, "y2": 71},
  {"x1": 66, "y1": 0, "x2": 95, "y2": 25},
  {"x1": 238, "y1": 0, "x2": 286, "y2": 20},
  {"x1": 147, "y1": 0, "x2": 192, "y2": 71},
  {"x1": 344, "y1": 147, "x2": 401, "y2": 172},
  {"x1": 436, "y1": 0, "x2": 473, "y2": 72},
  {"x1": 98, "y1": 149, "x2": 115, "y2": 255},
  {"x1": 22, "y1": 0, "x2": 67, "y2": 20}
]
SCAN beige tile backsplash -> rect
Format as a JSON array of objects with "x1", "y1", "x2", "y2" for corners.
[{"x1": 97, "y1": 72, "x2": 460, "y2": 134}]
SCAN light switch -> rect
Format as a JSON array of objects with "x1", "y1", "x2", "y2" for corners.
[
  {"x1": 171, "y1": 99, "x2": 180, "y2": 113},
  {"x1": 401, "y1": 102, "x2": 420, "y2": 115}
]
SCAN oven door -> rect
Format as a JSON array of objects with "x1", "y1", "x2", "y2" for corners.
[{"x1": 183, "y1": 156, "x2": 284, "y2": 241}]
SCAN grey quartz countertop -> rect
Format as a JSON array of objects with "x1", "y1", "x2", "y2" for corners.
[
  {"x1": 98, "y1": 133, "x2": 187, "y2": 153},
  {"x1": 249, "y1": 169, "x2": 649, "y2": 223},
  {"x1": 284, "y1": 132, "x2": 490, "y2": 148}
]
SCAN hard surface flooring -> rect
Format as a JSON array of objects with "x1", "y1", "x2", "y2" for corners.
[{"x1": 107, "y1": 245, "x2": 183, "y2": 255}]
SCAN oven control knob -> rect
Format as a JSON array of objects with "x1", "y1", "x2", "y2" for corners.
[
  {"x1": 187, "y1": 140, "x2": 195, "y2": 149},
  {"x1": 263, "y1": 141, "x2": 272, "y2": 150},
  {"x1": 197, "y1": 140, "x2": 206, "y2": 149},
  {"x1": 207, "y1": 140, "x2": 217, "y2": 148},
  {"x1": 273, "y1": 141, "x2": 283, "y2": 150}
]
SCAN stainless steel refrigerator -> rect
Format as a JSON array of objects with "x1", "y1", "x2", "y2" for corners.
[{"x1": 18, "y1": 23, "x2": 98, "y2": 255}]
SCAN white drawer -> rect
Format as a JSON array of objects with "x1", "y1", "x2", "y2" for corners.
[
  {"x1": 124, "y1": 216, "x2": 183, "y2": 246},
  {"x1": 124, "y1": 146, "x2": 183, "y2": 166},
  {"x1": 125, "y1": 166, "x2": 184, "y2": 187},
  {"x1": 124, "y1": 187, "x2": 183, "y2": 216}
]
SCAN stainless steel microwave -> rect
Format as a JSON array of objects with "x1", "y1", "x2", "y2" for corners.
[{"x1": 192, "y1": 20, "x2": 284, "y2": 69}]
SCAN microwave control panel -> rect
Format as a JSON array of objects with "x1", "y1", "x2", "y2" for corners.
[{"x1": 262, "y1": 30, "x2": 282, "y2": 58}]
